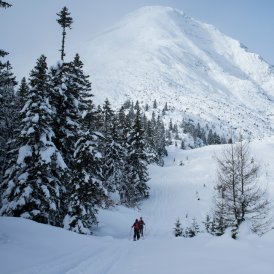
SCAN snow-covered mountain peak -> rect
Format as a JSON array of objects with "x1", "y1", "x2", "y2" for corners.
[{"x1": 84, "y1": 6, "x2": 274, "y2": 140}]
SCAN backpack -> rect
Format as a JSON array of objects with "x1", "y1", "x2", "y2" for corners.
[{"x1": 134, "y1": 222, "x2": 139, "y2": 230}]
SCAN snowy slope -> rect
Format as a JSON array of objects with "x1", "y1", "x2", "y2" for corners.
[
  {"x1": 1, "y1": 137, "x2": 274, "y2": 274},
  {"x1": 84, "y1": 6, "x2": 274, "y2": 139}
]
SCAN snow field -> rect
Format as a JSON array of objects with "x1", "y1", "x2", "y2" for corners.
[{"x1": 1, "y1": 137, "x2": 274, "y2": 274}]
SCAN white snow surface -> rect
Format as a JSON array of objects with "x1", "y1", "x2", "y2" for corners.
[
  {"x1": 84, "y1": 6, "x2": 274, "y2": 139},
  {"x1": 1, "y1": 136, "x2": 274, "y2": 274}
]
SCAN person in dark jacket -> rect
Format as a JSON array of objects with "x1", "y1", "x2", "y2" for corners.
[
  {"x1": 138, "y1": 217, "x2": 145, "y2": 237},
  {"x1": 132, "y1": 219, "x2": 140, "y2": 241}
]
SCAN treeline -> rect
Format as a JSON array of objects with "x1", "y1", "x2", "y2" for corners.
[
  {"x1": 166, "y1": 117, "x2": 228, "y2": 149},
  {"x1": 0, "y1": 5, "x2": 166, "y2": 234}
]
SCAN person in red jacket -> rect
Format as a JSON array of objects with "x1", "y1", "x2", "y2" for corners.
[
  {"x1": 138, "y1": 217, "x2": 145, "y2": 237},
  {"x1": 132, "y1": 219, "x2": 140, "y2": 241}
]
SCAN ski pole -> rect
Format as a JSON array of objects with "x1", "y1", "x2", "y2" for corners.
[
  {"x1": 129, "y1": 227, "x2": 132, "y2": 240},
  {"x1": 144, "y1": 225, "x2": 146, "y2": 239}
]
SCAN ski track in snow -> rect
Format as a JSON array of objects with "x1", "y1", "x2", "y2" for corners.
[
  {"x1": 13, "y1": 242, "x2": 131, "y2": 274},
  {"x1": 14, "y1": 245, "x2": 104, "y2": 274}
]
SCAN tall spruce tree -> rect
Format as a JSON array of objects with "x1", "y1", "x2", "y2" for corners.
[
  {"x1": 0, "y1": 61, "x2": 17, "y2": 184},
  {"x1": 64, "y1": 128, "x2": 107, "y2": 234},
  {"x1": 122, "y1": 102, "x2": 149, "y2": 206},
  {"x1": 62, "y1": 54, "x2": 108, "y2": 233},
  {"x1": 49, "y1": 60, "x2": 83, "y2": 224},
  {"x1": 49, "y1": 61, "x2": 81, "y2": 170},
  {"x1": 0, "y1": 55, "x2": 66, "y2": 226},
  {"x1": 56, "y1": 6, "x2": 73, "y2": 61},
  {"x1": 155, "y1": 115, "x2": 167, "y2": 164},
  {"x1": 103, "y1": 115, "x2": 126, "y2": 199},
  {"x1": 17, "y1": 77, "x2": 29, "y2": 109},
  {"x1": 101, "y1": 99, "x2": 117, "y2": 192}
]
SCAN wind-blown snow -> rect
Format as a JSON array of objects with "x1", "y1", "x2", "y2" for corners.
[
  {"x1": 1, "y1": 136, "x2": 274, "y2": 274},
  {"x1": 84, "y1": 6, "x2": 274, "y2": 139}
]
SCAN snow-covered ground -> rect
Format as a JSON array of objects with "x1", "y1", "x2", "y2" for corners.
[{"x1": 1, "y1": 137, "x2": 274, "y2": 274}]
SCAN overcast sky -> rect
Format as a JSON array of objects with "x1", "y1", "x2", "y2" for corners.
[{"x1": 1, "y1": 0, "x2": 274, "y2": 80}]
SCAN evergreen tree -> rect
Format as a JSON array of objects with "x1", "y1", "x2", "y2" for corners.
[
  {"x1": 0, "y1": 0, "x2": 11, "y2": 59},
  {"x1": 153, "y1": 99, "x2": 157, "y2": 109},
  {"x1": 103, "y1": 115, "x2": 127, "y2": 200},
  {"x1": 213, "y1": 132, "x2": 221, "y2": 144},
  {"x1": 100, "y1": 99, "x2": 120, "y2": 193},
  {"x1": 17, "y1": 77, "x2": 29, "y2": 103},
  {"x1": 173, "y1": 123, "x2": 179, "y2": 139},
  {"x1": 207, "y1": 129, "x2": 214, "y2": 145},
  {"x1": 56, "y1": 6, "x2": 73, "y2": 61},
  {"x1": 101, "y1": 98, "x2": 114, "y2": 135},
  {"x1": 166, "y1": 129, "x2": 172, "y2": 145},
  {"x1": 163, "y1": 102, "x2": 168, "y2": 111},
  {"x1": 122, "y1": 102, "x2": 149, "y2": 206},
  {"x1": 127, "y1": 102, "x2": 135, "y2": 121},
  {"x1": 174, "y1": 218, "x2": 183, "y2": 237},
  {"x1": 145, "y1": 103, "x2": 149, "y2": 111},
  {"x1": 0, "y1": 55, "x2": 65, "y2": 226},
  {"x1": 212, "y1": 184, "x2": 228, "y2": 236},
  {"x1": 184, "y1": 218, "x2": 200, "y2": 237},
  {"x1": 117, "y1": 106, "x2": 127, "y2": 139},
  {"x1": 0, "y1": 61, "x2": 17, "y2": 183},
  {"x1": 0, "y1": 3, "x2": 17, "y2": 192},
  {"x1": 49, "y1": 60, "x2": 81, "y2": 170},
  {"x1": 49, "y1": 60, "x2": 83, "y2": 223},
  {"x1": 180, "y1": 140, "x2": 185, "y2": 150},
  {"x1": 64, "y1": 129, "x2": 107, "y2": 234},
  {"x1": 0, "y1": 0, "x2": 11, "y2": 9},
  {"x1": 144, "y1": 119, "x2": 157, "y2": 164},
  {"x1": 155, "y1": 115, "x2": 167, "y2": 164},
  {"x1": 169, "y1": 119, "x2": 173, "y2": 131},
  {"x1": 61, "y1": 54, "x2": 108, "y2": 232},
  {"x1": 204, "y1": 214, "x2": 214, "y2": 234}
]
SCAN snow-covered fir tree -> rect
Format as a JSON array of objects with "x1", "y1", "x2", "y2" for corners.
[
  {"x1": 173, "y1": 218, "x2": 183, "y2": 237},
  {"x1": 17, "y1": 77, "x2": 29, "y2": 107},
  {"x1": 122, "y1": 102, "x2": 149, "y2": 206},
  {"x1": 155, "y1": 115, "x2": 167, "y2": 165},
  {"x1": 64, "y1": 128, "x2": 107, "y2": 234},
  {"x1": 144, "y1": 118, "x2": 158, "y2": 164},
  {"x1": 0, "y1": 60, "x2": 17, "y2": 184},
  {"x1": 184, "y1": 218, "x2": 200, "y2": 238},
  {"x1": 0, "y1": 55, "x2": 66, "y2": 226},
  {"x1": 102, "y1": 114, "x2": 126, "y2": 199},
  {"x1": 100, "y1": 98, "x2": 116, "y2": 192},
  {"x1": 62, "y1": 54, "x2": 108, "y2": 233}
]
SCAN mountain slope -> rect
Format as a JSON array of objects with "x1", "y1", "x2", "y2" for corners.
[{"x1": 84, "y1": 6, "x2": 274, "y2": 139}]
